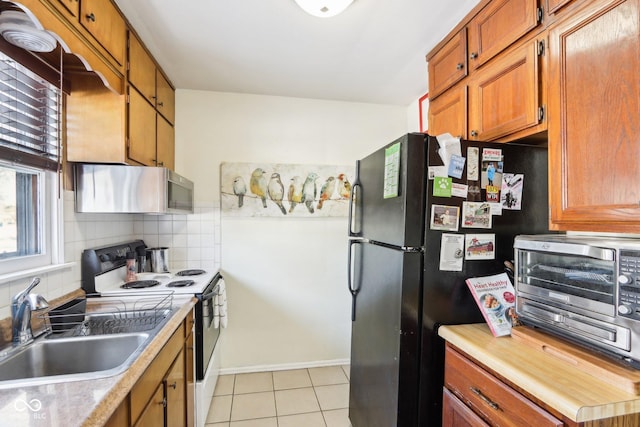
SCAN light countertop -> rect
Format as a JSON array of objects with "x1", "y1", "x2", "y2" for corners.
[
  {"x1": 0, "y1": 295, "x2": 197, "y2": 427},
  {"x1": 439, "y1": 323, "x2": 640, "y2": 422}
]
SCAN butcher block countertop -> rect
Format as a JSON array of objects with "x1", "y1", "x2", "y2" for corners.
[
  {"x1": 439, "y1": 324, "x2": 640, "y2": 423},
  {"x1": 0, "y1": 295, "x2": 197, "y2": 427}
]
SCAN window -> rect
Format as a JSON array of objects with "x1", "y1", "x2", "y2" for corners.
[{"x1": 0, "y1": 50, "x2": 62, "y2": 274}]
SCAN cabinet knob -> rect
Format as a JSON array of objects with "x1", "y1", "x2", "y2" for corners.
[
  {"x1": 157, "y1": 101, "x2": 164, "y2": 107},
  {"x1": 157, "y1": 161, "x2": 164, "y2": 166},
  {"x1": 470, "y1": 52, "x2": 478, "y2": 60},
  {"x1": 456, "y1": 63, "x2": 464, "y2": 70},
  {"x1": 85, "y1": 12, "x2": 96, "y2": 22},
  {"x1": 470, "y1": 130, "x2": 478, "y2": 137},
  {"x1": 168, "y1": 381, "x2": 177, "y2": 389}
]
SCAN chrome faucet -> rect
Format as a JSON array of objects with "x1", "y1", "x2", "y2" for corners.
[{"x1": 12, "y1": 277, "x2": 49, "y2": 344}]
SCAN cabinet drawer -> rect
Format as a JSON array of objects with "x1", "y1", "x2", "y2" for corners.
[{"x1": 445, "y1": 346, "x2": 562, "y2": 427}]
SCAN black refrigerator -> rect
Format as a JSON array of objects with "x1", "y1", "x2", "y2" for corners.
[{"x1": 347, "y1": 133, "x2": 550, "y2": 427}]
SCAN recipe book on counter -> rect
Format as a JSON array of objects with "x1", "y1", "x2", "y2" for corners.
[{"x1": 465, "y1": 272, "x2": 517, "y2": 337}]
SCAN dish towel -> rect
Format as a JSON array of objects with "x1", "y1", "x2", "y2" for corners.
[{"x1": 213, "y1": 278, "x2": 228, "y2": 329}]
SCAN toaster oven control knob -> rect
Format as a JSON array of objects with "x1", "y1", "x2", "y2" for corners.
[
  {"x1": 618, "y1": 304, "x2": 633, "y2": 315},
  {"x1": 618, "y1": 274, "x2": 634, "y2": 285}
]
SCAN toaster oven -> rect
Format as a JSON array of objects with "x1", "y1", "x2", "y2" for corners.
[{"x1": 514, "y1": 234, "x2": 640, "y2": 367}]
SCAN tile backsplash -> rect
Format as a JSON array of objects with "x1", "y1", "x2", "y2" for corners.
[{"x1": 0, "y1": 190, "x2": 221, "y2": 319}]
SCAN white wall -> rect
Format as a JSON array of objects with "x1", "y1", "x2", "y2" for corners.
[{"x1": 176, "y1": 90, "x2": 411, "y2": 371}]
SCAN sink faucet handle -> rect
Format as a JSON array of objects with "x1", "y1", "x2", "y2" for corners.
[
  {"x1": 25, "y1": 277, "x2": 41, "y2": 294},
  {"x1": 13, "y1": 277, "x2": 41, "y2": 303}
]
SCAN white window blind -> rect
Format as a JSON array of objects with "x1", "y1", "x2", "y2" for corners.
[{"x1": 0, "y1": 50, "x2": 60, "y2": 171}]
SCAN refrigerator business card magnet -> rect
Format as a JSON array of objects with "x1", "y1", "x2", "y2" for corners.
[{"x1": 383, "y1": 143, "x2": 400, "y2": 198}]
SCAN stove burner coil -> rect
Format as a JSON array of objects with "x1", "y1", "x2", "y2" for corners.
[
  {"x1": 121, "y1": 280, "x2": 161, "y2": 289},
  {"x1": 175, "y1": 269, "x2": 206, "y2": 276},
  {"x1": 167, "y1": 279, "x2": 195, "y2": 288}
]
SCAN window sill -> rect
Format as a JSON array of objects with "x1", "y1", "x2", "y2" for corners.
[{"x1": 0, "y1": 262, "x2": 76, "y2": 283}]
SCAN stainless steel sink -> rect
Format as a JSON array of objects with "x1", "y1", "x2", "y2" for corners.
[{"x1": 0, "y1": 332, "x2": 150, "y2": 388}]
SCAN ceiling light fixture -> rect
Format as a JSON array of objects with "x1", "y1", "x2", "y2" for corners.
[
  {"x1": 0, "y1": 11, "x2": 56, "y2": 53},
  {"x1": 294, "y1": 0, "x2": 354, "y2": 18}
]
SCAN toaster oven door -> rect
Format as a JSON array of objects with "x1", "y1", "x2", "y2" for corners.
[{"x1": 515, "y1": 247, "x2": 616, "y2": 317}]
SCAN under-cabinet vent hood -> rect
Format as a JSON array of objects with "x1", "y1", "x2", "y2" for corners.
[{"x1": 75, "y1": 164, "x2": 194, "y2": 215}]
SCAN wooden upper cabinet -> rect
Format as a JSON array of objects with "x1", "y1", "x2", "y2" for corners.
[
  {"x1": 428, "y1": 84, "x2": 467, "y2": 139},
  {"x1": 467, "y1": 0, "x2": 541, "y2": 71},
  {"x1": 427, "y1": 28, "x2": 467, "y2": 100},
  {"x1": 468, "y1": 37, "x2": 542, "y2": 141},
  {"x1": 128, "y1": 86, "x2": 157, "y2": 166},
  {"x1": 548, "y1": 0, "x2": 640, "y2": 231},
  {"x1": 129, "y1": 32, "x2": 157, "y2": 106},
  {"x1": 157, "y1": 115, "x2": 175, "y2": 170},
  {"x1": 129, "y1": 32, "x2": 175, "y2": 125},
  {"x1": 156, "y1": 71, "x2": 175, "y2": 124},
  {"x1": 546, "y1": 0, "x2": 575, "y2": 14},
  {"x1": 80, "y1": 0, "x2": 126, "y2": 66},
  {"x1": 55, "y1": 0, "x2": 79, "y2": 18}
]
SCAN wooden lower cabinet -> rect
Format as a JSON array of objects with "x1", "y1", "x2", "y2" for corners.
[
  {"x1": 443, "y1": 387, "x2": 490, "y2": 427},
  {"x1": 134, "y1": 384, "x2": 165, "y2": 427},
  {"x1": 165, "y1": 350, "x2": 186, "y2": 426},
  {"x1": 105, "y1": 312, "x2": 194, "y2": 427},
  {"x1": 443, "y1": 344, "x2": 640, "y2": 427},
  {"x1": 444, "y1": 345, "x2": 562, "y2": 427}
]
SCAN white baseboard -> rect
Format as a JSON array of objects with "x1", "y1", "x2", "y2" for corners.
[{"x1": 219, "y1": 358, "x2": 350, "y2": 375}]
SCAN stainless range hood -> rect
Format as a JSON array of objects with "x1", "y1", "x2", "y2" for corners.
[{"x1": 75, "y1": 164, "x2": 194, "y2": 214}]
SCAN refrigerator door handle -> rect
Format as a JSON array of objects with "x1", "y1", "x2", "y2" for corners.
[
  {"x1": 348, "y1": 239, "x2": 362, "y2": 321},
  {"x1": 348, "y1": 160, "x2": 362, "y2": 238}
]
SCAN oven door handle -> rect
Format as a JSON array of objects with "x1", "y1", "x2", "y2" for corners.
[
  {"x1": 201, "y1": 284, "x2": 220, "y2": 301},
  {"x1": 200, "y1": 273, "x2": 223, "y2": 301}
]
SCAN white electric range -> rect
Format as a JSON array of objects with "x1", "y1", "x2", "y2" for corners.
[{"x1": 81, "y1": 240, "x2": 223, "y2": 427}]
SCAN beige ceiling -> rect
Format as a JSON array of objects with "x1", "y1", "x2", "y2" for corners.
[{"x1": 113, "y1": 0, "x2": 481, "y2": 106}]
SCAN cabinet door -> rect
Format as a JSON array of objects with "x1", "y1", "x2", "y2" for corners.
[
  {"x1": 157, "y1": 115, "x2": 175, "y2": 170},
  {"x1": 428, "y1": 84, "x2": 467, "y2": 139},
  {"x1": 156, "y1": 71, "x2": 175, "y2": 125},
  {"x1": 128, "y1": 87, "x2": 157, "y2": 166},
  {"x1": 134, "y1": 384, "x2": 165, "y2": 427},
  {"x1": 468, "y1": 0, "x2": 540, "y2": 70},
  {"x1": 443, "y1": 388, "x2": 490, "y2": 427},
  {"x1": 428, "y1": 28, "x2": 467, "y2": 100},
  {"x1": 468, "y1": 38, "x2": 541, "y2": 141},
  {"x1": 80, "y1": 0, "x2": 126, "y2": 66},
  {"x1": 185, "y1": 331, "x2": 195, "y2": 427},
  {"x1": 129, "y1": 32, "x2": 157, "y2": 105},
  {"x1": 165, "y1": 350, "x2": 186, "y2": 427},
  {"x1": 548, "y1": 0, "x2": 640, "y2": 230}
]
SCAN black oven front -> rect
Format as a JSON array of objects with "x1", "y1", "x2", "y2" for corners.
[{"x1": 194, "y1": 273, "x2": 223, "y2": 381}]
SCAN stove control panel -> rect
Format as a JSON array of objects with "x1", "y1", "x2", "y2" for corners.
[{"x1": 81, "y1": 240, "x2": 146, "y2": 294}]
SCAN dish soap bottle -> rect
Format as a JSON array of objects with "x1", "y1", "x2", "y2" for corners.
[{"x1": 126, "y1": 252, "x2": 137, "y2": 282}]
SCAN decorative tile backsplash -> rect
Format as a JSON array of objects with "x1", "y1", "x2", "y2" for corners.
[{"x1": 0, "y1": 190, "x2": 221, "y2": 319}]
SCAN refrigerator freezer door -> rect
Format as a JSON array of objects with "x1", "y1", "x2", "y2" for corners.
[
  {"x1": 356, "y1": 133, "x2": 427, "y2": 248},
  {"x1": 349, "y1": 241, "x2": 422, "y2": 427}
]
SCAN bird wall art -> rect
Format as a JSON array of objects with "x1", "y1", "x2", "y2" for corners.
[{"x1": 221, "y1": 162, "x2": 354, "y2": 217}]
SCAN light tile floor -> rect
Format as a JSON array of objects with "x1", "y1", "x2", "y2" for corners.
[{"x1": 206, "y1": 365, "x2": 353, "y2": 427}]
